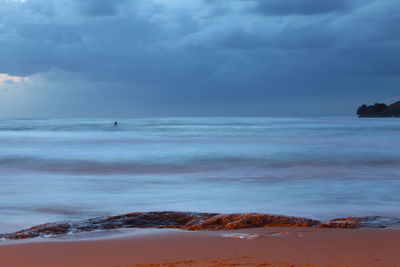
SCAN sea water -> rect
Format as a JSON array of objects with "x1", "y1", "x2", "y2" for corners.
[{"x1": 0, "y1": 117, "x2": 399, "y2": 232}]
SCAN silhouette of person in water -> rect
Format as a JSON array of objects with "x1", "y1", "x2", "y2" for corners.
[{"x1": 114, "y1": 121, "x2": 118, "y2": 127}]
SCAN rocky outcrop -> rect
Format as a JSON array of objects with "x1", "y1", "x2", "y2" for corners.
[
  {"x1": 186, "y1": 213, "x2": 320, "y2": 230},
  {"x1": 320, "y1": 216, "x2": 400, "y2": 229},
  {"x1": 1, "y1": 212, "x2": 399, "y2": 240},
  {"x1": 357, "y1": 101, "x2": 400, "y2": 117}
]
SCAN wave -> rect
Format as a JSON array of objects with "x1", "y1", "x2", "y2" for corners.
[
  {"x1": 1, "y1": 156, "x2": 400, "y2": 175},
  {"x1": 2, "y1": 156, "x2": 400, "y2": 176}
]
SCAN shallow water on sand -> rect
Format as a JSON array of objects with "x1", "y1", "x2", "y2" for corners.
[{"x1": 1, "y1": 117, "x2": 400, "y2": 232}]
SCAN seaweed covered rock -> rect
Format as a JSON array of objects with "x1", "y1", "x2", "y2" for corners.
[
  {"x1": 1, "y1": 212, "x2": 399, "y2": 240},
  {"x1": 0, "y1": 212, "x2": 319, "y2": 240}
]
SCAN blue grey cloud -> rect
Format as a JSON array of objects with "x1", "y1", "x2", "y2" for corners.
[
  {"x1": 77, "y1": 0, "x2": 128, "y2": 16},
  {"x1": 0, "y1": 0, "x2": 398, "y2": 117},
  {"x1": 254, "y1": 0, "x2": 352, "y2": 15},
  {"x1": 17, "y1": 23, "x2": 82, "y2": 45}
]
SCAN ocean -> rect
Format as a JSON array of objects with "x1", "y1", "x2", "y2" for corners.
[{"x1": 0, "y1": 117, "x2": 399, "y2": 233}]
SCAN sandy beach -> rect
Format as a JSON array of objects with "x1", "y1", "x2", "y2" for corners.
[{"x1": 1, "y1": 227, "x2": 400, "y2": 267}]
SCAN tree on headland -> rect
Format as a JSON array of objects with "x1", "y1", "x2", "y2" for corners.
[
  {"x1": 357, "y1": 104, "x2": 369, "y2": 117},
  {"x1": 368, "y1": 103, "x2": 388, "y2": 116},
  {"x1": 356, "y1": 102, "x2": 400, "y2": 117}
]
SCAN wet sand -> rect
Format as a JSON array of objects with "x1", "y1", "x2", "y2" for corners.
[{"x1": 1, "y1": 228, "x2": 400, "y2": 267}]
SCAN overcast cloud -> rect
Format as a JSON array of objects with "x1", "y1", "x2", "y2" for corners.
[{"x1": 0, "y1": 0, "x2": 399, "y2": 117}]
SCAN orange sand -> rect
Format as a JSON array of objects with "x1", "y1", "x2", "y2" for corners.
[{"x1": 1, "y1": 228, "x2": 400, "y2": 267}]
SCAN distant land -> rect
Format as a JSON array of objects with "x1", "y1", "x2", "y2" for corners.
[{"x1": 357, "y1": 101, "x2": 400, "y2": 117}]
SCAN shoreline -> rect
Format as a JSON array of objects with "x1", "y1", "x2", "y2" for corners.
[
  {"x1": 1, "y1": 227, "x2": 400, "y2": 267},
  {"x1": 2, "y1": 211, "x2": 400, "y2": 240},
  {"x1": 2, "y1": 212, "x2": 400, "y2": 266}
]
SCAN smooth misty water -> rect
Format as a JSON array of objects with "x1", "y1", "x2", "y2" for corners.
[{"x1": 0, "y1": 117, "x2": 400, "y2": 232}]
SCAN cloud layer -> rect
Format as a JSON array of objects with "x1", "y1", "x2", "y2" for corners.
[{"x1": 0, "y1": 0, "x2": 399, "y2": 116}]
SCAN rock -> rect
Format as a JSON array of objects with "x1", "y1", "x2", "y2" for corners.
[
  {"x1": 187, "y1": 213, "x2": 319, "y2": 231},
  {"x1": 318, "y1": 218, "x2": 358, "y2": 228},
  {"x1": 0, "y1": 212, "x2": 319, "y2": 240},
  {"x1": 1, "y1": 212, "x2": 399, "y2": 240},
  {"x1": 318, "y1": 216, "x2": 400, "y2": 229}
]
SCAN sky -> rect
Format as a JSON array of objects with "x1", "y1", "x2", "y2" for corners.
[{"x1": 0, "y1": 0, "x2": 399, "y2": 117}]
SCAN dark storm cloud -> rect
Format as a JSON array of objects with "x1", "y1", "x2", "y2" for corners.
[{"x1": 0, "y1": 0, "x2": 399, "y2": 116}]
